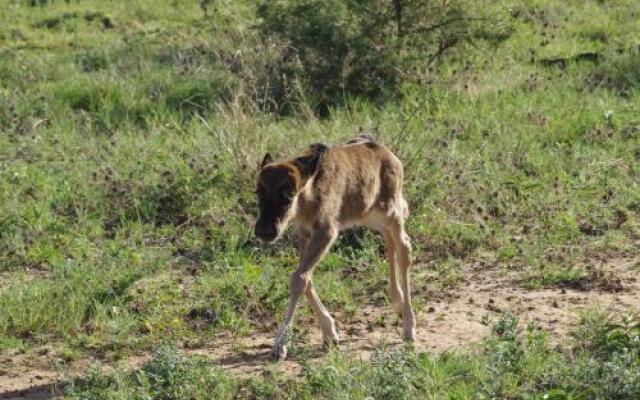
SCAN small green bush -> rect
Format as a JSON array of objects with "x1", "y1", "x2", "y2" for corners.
[
  {"x1": 67, "y1": 345, "x2": 237, "y2": 400},
  {"x1": 257, "y1": 0, "x2": 485, "y2": 113}
]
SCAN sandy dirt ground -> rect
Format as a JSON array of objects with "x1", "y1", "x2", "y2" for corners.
[{"x1": 1, "y1": 254, "x2": 638, "y2": 399}]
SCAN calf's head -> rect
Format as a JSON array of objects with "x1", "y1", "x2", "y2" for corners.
[{"x1": 254, "y1": 145, "x2": 326, "y2": 242}]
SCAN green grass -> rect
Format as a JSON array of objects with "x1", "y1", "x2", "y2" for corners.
[
  {"x1": 0, "y1": 0, "x2": 639, "y2": 397},
  {"x1": 65, "y1": 313, "x2": 640, "y2": 399}
]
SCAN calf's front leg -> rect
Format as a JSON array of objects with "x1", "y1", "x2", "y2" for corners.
[{"x1": 271, "y1": 225, "x2": 338, "y2": 360}]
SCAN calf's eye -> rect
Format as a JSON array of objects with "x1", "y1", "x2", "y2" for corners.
[{"x1": 281, "y1": 192, "x2": 292, "y2": 201}]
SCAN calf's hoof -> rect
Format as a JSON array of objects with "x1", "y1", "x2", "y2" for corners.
[
  {"x1": 271, "y1": 342, "x2": 287, "y2": 361},
  {"x1": 322, "y1": 333, "x2": 340, "y2": 349},
  {"x1": 403, "y1": 328, "x2": 416, "y2": 343}
]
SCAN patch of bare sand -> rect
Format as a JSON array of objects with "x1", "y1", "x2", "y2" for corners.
[
  {"x1": 1, "y1": 255, "x2": 638, "y2": 399},
  {"x1": 193, "y1": 254, "x2": 639, "y2": 376}
]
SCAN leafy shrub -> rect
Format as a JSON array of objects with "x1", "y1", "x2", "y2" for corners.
[{"x1": 257, "y1": 0, "x2": 487, "y2": 113}]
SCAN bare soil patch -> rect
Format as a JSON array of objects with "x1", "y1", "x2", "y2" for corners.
[{"x1": 1, "y1": 255, "x2": 638, "y2": 399}]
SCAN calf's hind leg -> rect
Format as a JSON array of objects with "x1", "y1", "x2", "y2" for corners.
[
  {"x1": 389, "y1": 218, "x2": 416, "y2": 341},
  {"x1": 384, "y1": 232, "x2": 404, "y2": 316}
]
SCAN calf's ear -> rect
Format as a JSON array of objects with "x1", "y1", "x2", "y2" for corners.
[
  {"x1": 295, "y1": 143, "x2": 328, "y2": 177},
  {"x1": 260, "y1": 153, "x2": 274, "y2": 170}
]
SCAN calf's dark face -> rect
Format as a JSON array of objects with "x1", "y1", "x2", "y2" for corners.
[{"x1": 254, "y1": 165, "x2": 299, "y2": 242}]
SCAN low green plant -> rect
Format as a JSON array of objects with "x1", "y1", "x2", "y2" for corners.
[
  {"x1": 65, "y1": 313, "x2": 640, "y2": 399},
  {"x1": 67, "y1": 344, "x2": 237, "y2": 400}
]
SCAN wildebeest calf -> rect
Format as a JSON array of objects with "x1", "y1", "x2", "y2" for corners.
[{"x1": 254, "y1": 134, "x2": 415, "y2": 361}]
